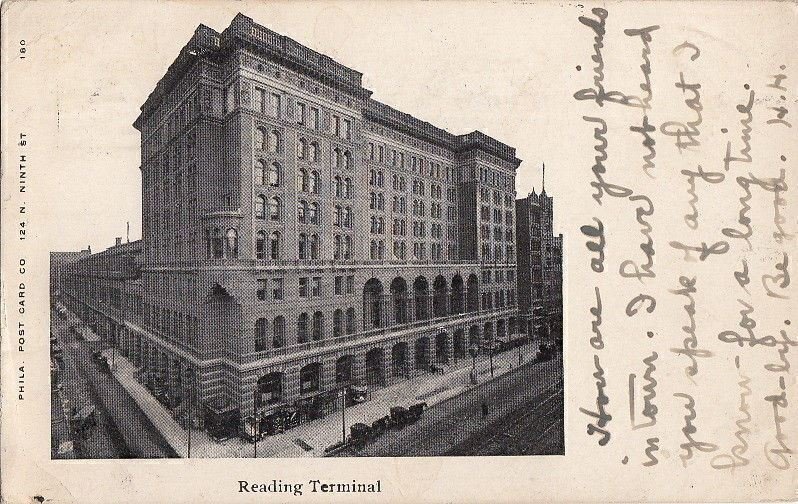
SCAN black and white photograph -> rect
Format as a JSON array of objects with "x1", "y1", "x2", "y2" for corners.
[
  {"x1": 47, "y1": 12, "x2": 564, "y2": 459},
  {"x1": 2, "y1": 1, "x2": 795, "y2": 503}
]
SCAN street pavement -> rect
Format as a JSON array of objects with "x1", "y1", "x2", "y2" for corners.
[
  {"x1": 52, "y1": 309, "x2": 176, "y2": 458},
  {"x1": 101, "y1": 337, "x2": 544, "y2": 458},
  {"x1": 336, "y1": 355, "x2": 564, "y2": 457}
]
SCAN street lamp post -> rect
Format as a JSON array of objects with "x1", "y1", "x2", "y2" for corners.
[
  {"x1": 341, "y1": 386, "x2": 347, "y2": 445},
  {"x1": 488, "y1": 341, "x2": 495, "y2": 378},
  {"x1": 185, "y1": 367, "x2": 194, "y2": 458},
  {"x1": 111, "y1": 328, "x2": 116, "y2": 371},
  {"x1": 468, "y1": 346, "x2": 479, "y2": 385}
]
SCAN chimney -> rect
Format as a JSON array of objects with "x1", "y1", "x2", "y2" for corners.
[{"x1": 115, "y1": 237, "x2": 122, "y2": 246}]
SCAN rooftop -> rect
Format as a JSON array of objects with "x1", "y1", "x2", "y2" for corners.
[{"x1": 135, "y1": 13, "x2": 520, "y2": 165}]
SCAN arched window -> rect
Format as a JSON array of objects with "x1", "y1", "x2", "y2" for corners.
[
  {"x1": 225, "y1": 229, "x2": 238, "y2": 258},
  {"x1": 346, "y1": 308, "x2": 355, "y2": 333},
  {"x1": 310, "y1": 234, "x2": 320, "y2": 259},
  {"x1": 298, "y1": 233, "x2": 308, "y2": 260},
  {"x1": 344, "y1": 207, "x2": 353, "y2": 228},
  {"x1": 312, "y1": 311, "x2": 324, "y2": 340},
  {"x1": 297, "y1": 313, "x2": 309, "y2": 343},
  {"x1": 310, "y1": 141, "x2": 320, "y2": 162},
  {"x1": 268, "y1": 162, "x2": 281, "y2": 187},
  {"x1": 268, "y1": 130, "x2": 281, "y2": 153},
  {"x1": 345, "y1": 178, "x2": 353, "y2": 198},
  {"x1": 254, "y1": 160, "x2": 266, "y2": 185},
  {"x1": 255, "y1": 231, "x2": 266, "y2": 259},
  {"x1": 334, "y1": 176, "x2": 342, "y2": 197},
  {"x1": 297, "y1": 168, "x2": 308, "y2": 192},
  {"x1": 334, "y1": 235, "x2": 342, "y2": 259},
  {"x1": 298, "y1": 200, "x2": 307, "y2": 223},
  {"x1": 255, "y1": 195, "x2": 266, "y2": 220},
  {"x1": 270, "y1": 231, "x2": 280, "y2": 259},
  {"x1": 256, "y1": 128, "x2": 268, "y2": 150},
  {"x1": 212, "y1": 228, "x2": 223, "y2": 258},
  {"x1": 272, "y1": 316, "x2": 285, "y2": 348},
  {"x1": 334, "y1": 205, "x2": 342, "y2": 227},
  {"x1": 269, "y1": 197, "x2": 281, "y2": 221},
  {"x1": 309, "y1": 202, "x2": 319, "y2": 224},
  {"x1": 333, "y1": 309, "x2": 343, "y2": 338},
  {"x1": 297, "y1": 137, "x2": 307, "y2": 159},
  {"x1": 255, "y1": 318, "x2": 268, "y2": 352},
  {"x1": 344, "y1": 235, "x2": 352, "y2": 259},
  {"x1": 310, "y1": 171, "x2": 320, "y2": 194},
  {"x1": 333, "y1": 148, "x2": 341, "y2": 169},
  {"x1": 344, "y1": 150, "x2": 352, "y2": 169}
]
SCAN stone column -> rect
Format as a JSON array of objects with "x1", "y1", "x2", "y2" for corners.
[
  {"x1": 352, "y1": 352, "x2": 366, "y2": 385},
  {"x1": 283, "y1": 366, "x2": 301, "y2": 403}
]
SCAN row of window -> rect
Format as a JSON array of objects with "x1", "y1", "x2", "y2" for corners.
[
  {"x1": 254, "y1": 164, "x2": 355, "y2": 200},
  {"x1": 480, "y1": 187, "x2": 515, "y2": 208},
  {"x1": 480, "y1": 205, "x2": 514, "y2": 225},
  {"x1": 480, "y1": 290, "x2": 516, "y2": 310},
  {"x1": 367, "y1": 142, "x2": 456, "y2": 182},
  {"x1": 480, "y1": 224, "x2": 514, "y2": 242},
  {"x1": 250, "y1": 87, "x2": 353, "y2": 141},
  {"x1": 482, "y1": 269, "x2": 516, "y2": 284}
]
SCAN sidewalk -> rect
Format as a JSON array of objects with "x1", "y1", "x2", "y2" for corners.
[
  {"x1": 103, "y1": 341, "x2": 540, "y2": 458},
  {"x1": 58, "y1": 304, "x2": 100, "y2": 342}
]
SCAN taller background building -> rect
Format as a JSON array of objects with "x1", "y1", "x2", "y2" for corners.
[
  {"x1": 515, "y1": 189, "x2": 563, "y2": 346},
  {"x1": 90, "y1": 13, "x2": 524, "y2": 431}
]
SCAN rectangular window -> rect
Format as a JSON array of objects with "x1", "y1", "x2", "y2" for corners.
[
  {"x1": 296, "y1": 102, "x2": 306, "y2": 124},
  {"x1": 334, "y1": 276, "x2": 344, "y2": 295},
  {"x1": 272, "y1": 278, "x2": 284, "y2": 300},
  {"x1": 312, "y1": 277, "x2": 322, "y2": 297},
  {"x1": 343, "y1": 118, "x2": 352, "y2": 139},
  {"x1": 346, "y1": 275, "x2": 354, "y2": 294},
  {"x1": 332, "y1": 115, "x2": 340, "y2": 136},
  {"x1": 270, "y1": 93, "x2": 281, "y2": 118},
  {"x1": 311, "y1": 107, "x2": 320, "y2": 130},
  {"x1": 254, "y1": 87, "x2": 266, "y2": 113},
  {"x1": 299, "y1": 277, "x2": 308, "y2": 298},
  {"x1": 257, "y1": 279, "x2": 267, "y2": 301}
]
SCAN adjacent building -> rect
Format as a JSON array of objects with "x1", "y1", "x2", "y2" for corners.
[
  {"x1": 58, "y1": 13, "x2": 526, "y2": 434},
  {"x1": 515, "y1": 189, "x2": 563, "y2": 346},
  {"x1": 50, "y1": 249, "x2": 91, "y2": 296}
]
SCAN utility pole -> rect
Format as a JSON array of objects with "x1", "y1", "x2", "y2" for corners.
[
  {"x1": 489, "y1": 341, "x2": 495, "y2": 378},
  {"x1": 341, "y1": 386, "x2": 347, "y2": 444},
  {"x1": 185, "y1": 368, "x2": 194, "y2": 458}
]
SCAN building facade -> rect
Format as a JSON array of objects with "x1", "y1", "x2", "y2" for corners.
[
  {"x1": 59, "y1": 13, "x2": 525, "y2": 433},
  {"x1": 50, "y1": 248, "x2": 91, "y2": 296},
  {"x1": 515, "y1": 190, "x2": 563, "y2": 346},
  {"x1": 59, "y1": 239, "x2": 144, "y2": 341}
]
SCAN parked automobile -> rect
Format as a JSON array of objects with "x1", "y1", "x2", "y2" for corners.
[{"x1": 349, "y1": 423, "x2": 370, "y2": 448}]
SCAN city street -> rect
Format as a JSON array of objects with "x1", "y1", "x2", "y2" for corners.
[
  {"x1": 334, "y1": 355, "x2": 563, "y2": 456},
  {"x1": 51, "y1": 309, "x2": 176, "y2": 458}
]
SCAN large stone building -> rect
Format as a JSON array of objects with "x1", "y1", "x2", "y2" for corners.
[
  {"x1": 515, "y1": 189, "x2": 563, "y2": 345},
  {"x1": 58, "y1": 13, "x2": 525, "y2": 435}
]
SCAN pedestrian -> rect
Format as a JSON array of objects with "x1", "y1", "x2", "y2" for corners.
[{"x1": 481, "y1": 402, "x2": 489, "y2": 418}]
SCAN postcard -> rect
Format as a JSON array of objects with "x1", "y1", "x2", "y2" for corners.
[{"x1": 1, "y1": 1, "x2": 795, "y2": 502}]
